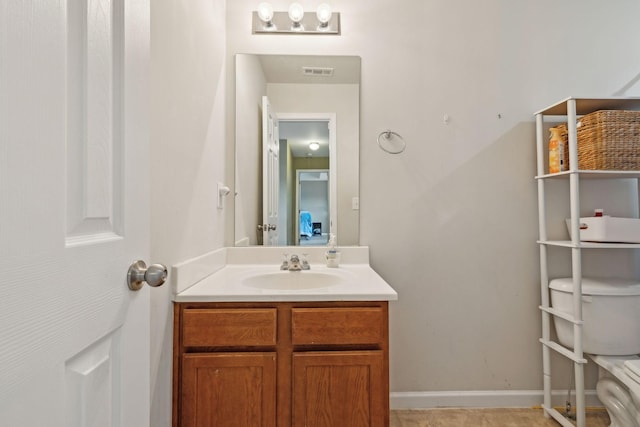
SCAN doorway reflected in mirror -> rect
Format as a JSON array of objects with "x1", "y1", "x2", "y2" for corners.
[
  {"x1": 297, "y1": 169, "x2": 330, "y2": 246},
  {"x1": 234, "y1": 54, "x2": 360, "y2": 247}
]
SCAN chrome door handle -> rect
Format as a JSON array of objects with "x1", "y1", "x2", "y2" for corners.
[
  {"x1": 127, "y1": 260, "x2": 168, "y2": 291},
  {"x1": 257, "y1": 224, "x2": 277, "y2": 231}
]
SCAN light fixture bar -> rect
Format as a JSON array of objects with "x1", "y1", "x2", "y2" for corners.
[{"x1": 252, "y1": 11, "x2": 340, "y2": 35}]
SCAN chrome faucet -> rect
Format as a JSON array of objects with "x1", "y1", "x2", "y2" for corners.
[
  {"x1": 280, "y1": 254, "x2": 310, "y2": 271},
  {"x1": 288, "y1": 254, "x2": 302, "y2": 271}
]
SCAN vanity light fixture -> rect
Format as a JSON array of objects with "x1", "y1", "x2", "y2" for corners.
[
  {"x1": 308, "y1": 142, "x2": 320, "y2": 151},
  {"x1": 252, "y1": 2, "x2": 340, "y2": 35}
]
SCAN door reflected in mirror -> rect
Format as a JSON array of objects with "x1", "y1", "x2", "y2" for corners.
[
  {"x1": 234, "y1": 54, "x2": 360, "y2": 247},
  {"x1": 297, "y1": 170, "x2": 330, "y2": 246}
]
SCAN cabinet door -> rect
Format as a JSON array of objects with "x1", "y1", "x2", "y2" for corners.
[
  {"x1": 181, "y1": 353, "x2": 276, "y2": 427},
  {"x1": 292, "y1": 351, "x2": 387, "y2": 427}
]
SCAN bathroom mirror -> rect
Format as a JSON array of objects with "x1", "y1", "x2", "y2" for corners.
[{"x1": 234, "y1": 54, "x2": 360, "y2": 247}]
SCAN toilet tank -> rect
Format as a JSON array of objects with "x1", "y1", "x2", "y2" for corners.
[{"x1": 550, "y1": 277, "x2": 640, "y2": 356}]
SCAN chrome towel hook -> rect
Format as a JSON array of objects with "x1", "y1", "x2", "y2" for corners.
[{"x1": 377, "y1": 130, "x2": 406, "y2": 154}]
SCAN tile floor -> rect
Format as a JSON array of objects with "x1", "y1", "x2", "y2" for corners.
[{"x1": 390, "y1": 408, "x2": 610, "y2": 426}]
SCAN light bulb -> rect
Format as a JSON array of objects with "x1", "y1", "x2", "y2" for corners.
[
  {"x1": 257, "y1": 2, "x2": 274, "y2": 24},
  {"x1": 309, "y1": 142, "x2": 320, "y2": 151},
  {"x1": 316, "y1": 4, "x2": 332, "y2": 26},
  {"x1": 288, "y1": 2, "x2": 304, "y2": 25}
]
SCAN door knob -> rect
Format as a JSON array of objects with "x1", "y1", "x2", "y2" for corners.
[
  {"x1": 127, "y1": 260, "x2": 168, "y2": 291},
  {"x1": 257, "y1": 224, "x2": 277, "y2": 231}
]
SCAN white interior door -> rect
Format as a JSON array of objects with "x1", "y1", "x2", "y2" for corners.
[
  {"x1": 262, "y1": 96, "x2": 279, "y2": 246},
  {"x1": 0, "y1": 1, "x2": 152, "y2": 426}
]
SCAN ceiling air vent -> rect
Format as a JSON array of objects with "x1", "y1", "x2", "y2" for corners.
[{"x1": 302, "y1": 66, "x2": 334, "y2": 77}]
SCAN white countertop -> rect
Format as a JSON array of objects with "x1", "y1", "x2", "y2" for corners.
[
  {"x1": 174, "y1": 264, "x2": 398, "y2": 302},
  {"x1": 171, "y1": 247, "x2": 397, "y2": 303}
]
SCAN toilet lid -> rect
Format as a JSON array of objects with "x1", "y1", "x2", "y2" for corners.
[
  {"x1": 624, "y1": 359, "x2": 640, "y2": 385},
  {"x1": 550, "y1": 277, "x2": 640, "y2": 296}
]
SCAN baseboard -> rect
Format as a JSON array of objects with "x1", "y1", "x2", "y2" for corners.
[{"x1": 390, "y1": 390, "x2": 602, "y2": 409}]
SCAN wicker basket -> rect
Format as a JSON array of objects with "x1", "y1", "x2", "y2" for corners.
[{"x1": 557, "y1": 110, "x2": 640, "y2": 170}]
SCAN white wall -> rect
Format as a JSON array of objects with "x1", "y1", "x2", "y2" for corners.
[
  {"x1": 225, "y1": 0, "x2": 640, "y2": 406},
  {"x1": 150, "y1": 0, "x2": 227, "y2": 425},
  {"x1": 234, "y1": 54, "x2": 267, "y2": 245}
]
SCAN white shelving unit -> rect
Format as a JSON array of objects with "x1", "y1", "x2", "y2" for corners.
[{"x1": 535, "y1": 97, "x2": 640, "y2": 427}]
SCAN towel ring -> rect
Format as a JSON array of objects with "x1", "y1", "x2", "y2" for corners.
[{"x1": 377, "y1": 130, "x2": 406, "y2": 154}]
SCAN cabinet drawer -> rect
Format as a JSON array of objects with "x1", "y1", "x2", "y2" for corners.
[
  {"x1": 182, "y1": 308, "x2": 277, "y2": 347},
  {"x1": 291, "y1": 307, "x2": 385, "y2": 346}
]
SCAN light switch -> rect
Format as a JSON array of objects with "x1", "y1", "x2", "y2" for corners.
[
  {"x1": 352, "y1": 197, "x2": 359, "y2": 210},
  {"x1": 217, "y1": 183, "x2": 231, "y2": 209}
]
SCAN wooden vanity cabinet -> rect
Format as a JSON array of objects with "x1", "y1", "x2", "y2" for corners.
[
  {"x1": 175, "y1": 307, "x2": 278, "y2": 427},
  {"x1": 173, "y1": 301, "x2": 389, "y2": 427}
]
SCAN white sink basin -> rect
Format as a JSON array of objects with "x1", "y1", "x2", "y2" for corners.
[
  {"x1": 242, "y1": 271, "x2": 343, "y2": 290},
  {"x1": 172, "y1": 247, "x2": 398, "y2": 302}
]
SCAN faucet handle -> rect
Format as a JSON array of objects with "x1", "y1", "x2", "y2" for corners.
[
  {"x1": 280, "y1": 253, "x2": 289, "y2": 270},
  {"x1": 290, "y1": 254, "x2": 300, "y2": 263},
  {"x1": 301, "y1": 253, "x2": 310, "y2": 270}
]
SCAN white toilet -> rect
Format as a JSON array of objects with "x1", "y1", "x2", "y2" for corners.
[{"x1": 550, "y1": 277, "x2": 640, "y2": 427}]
